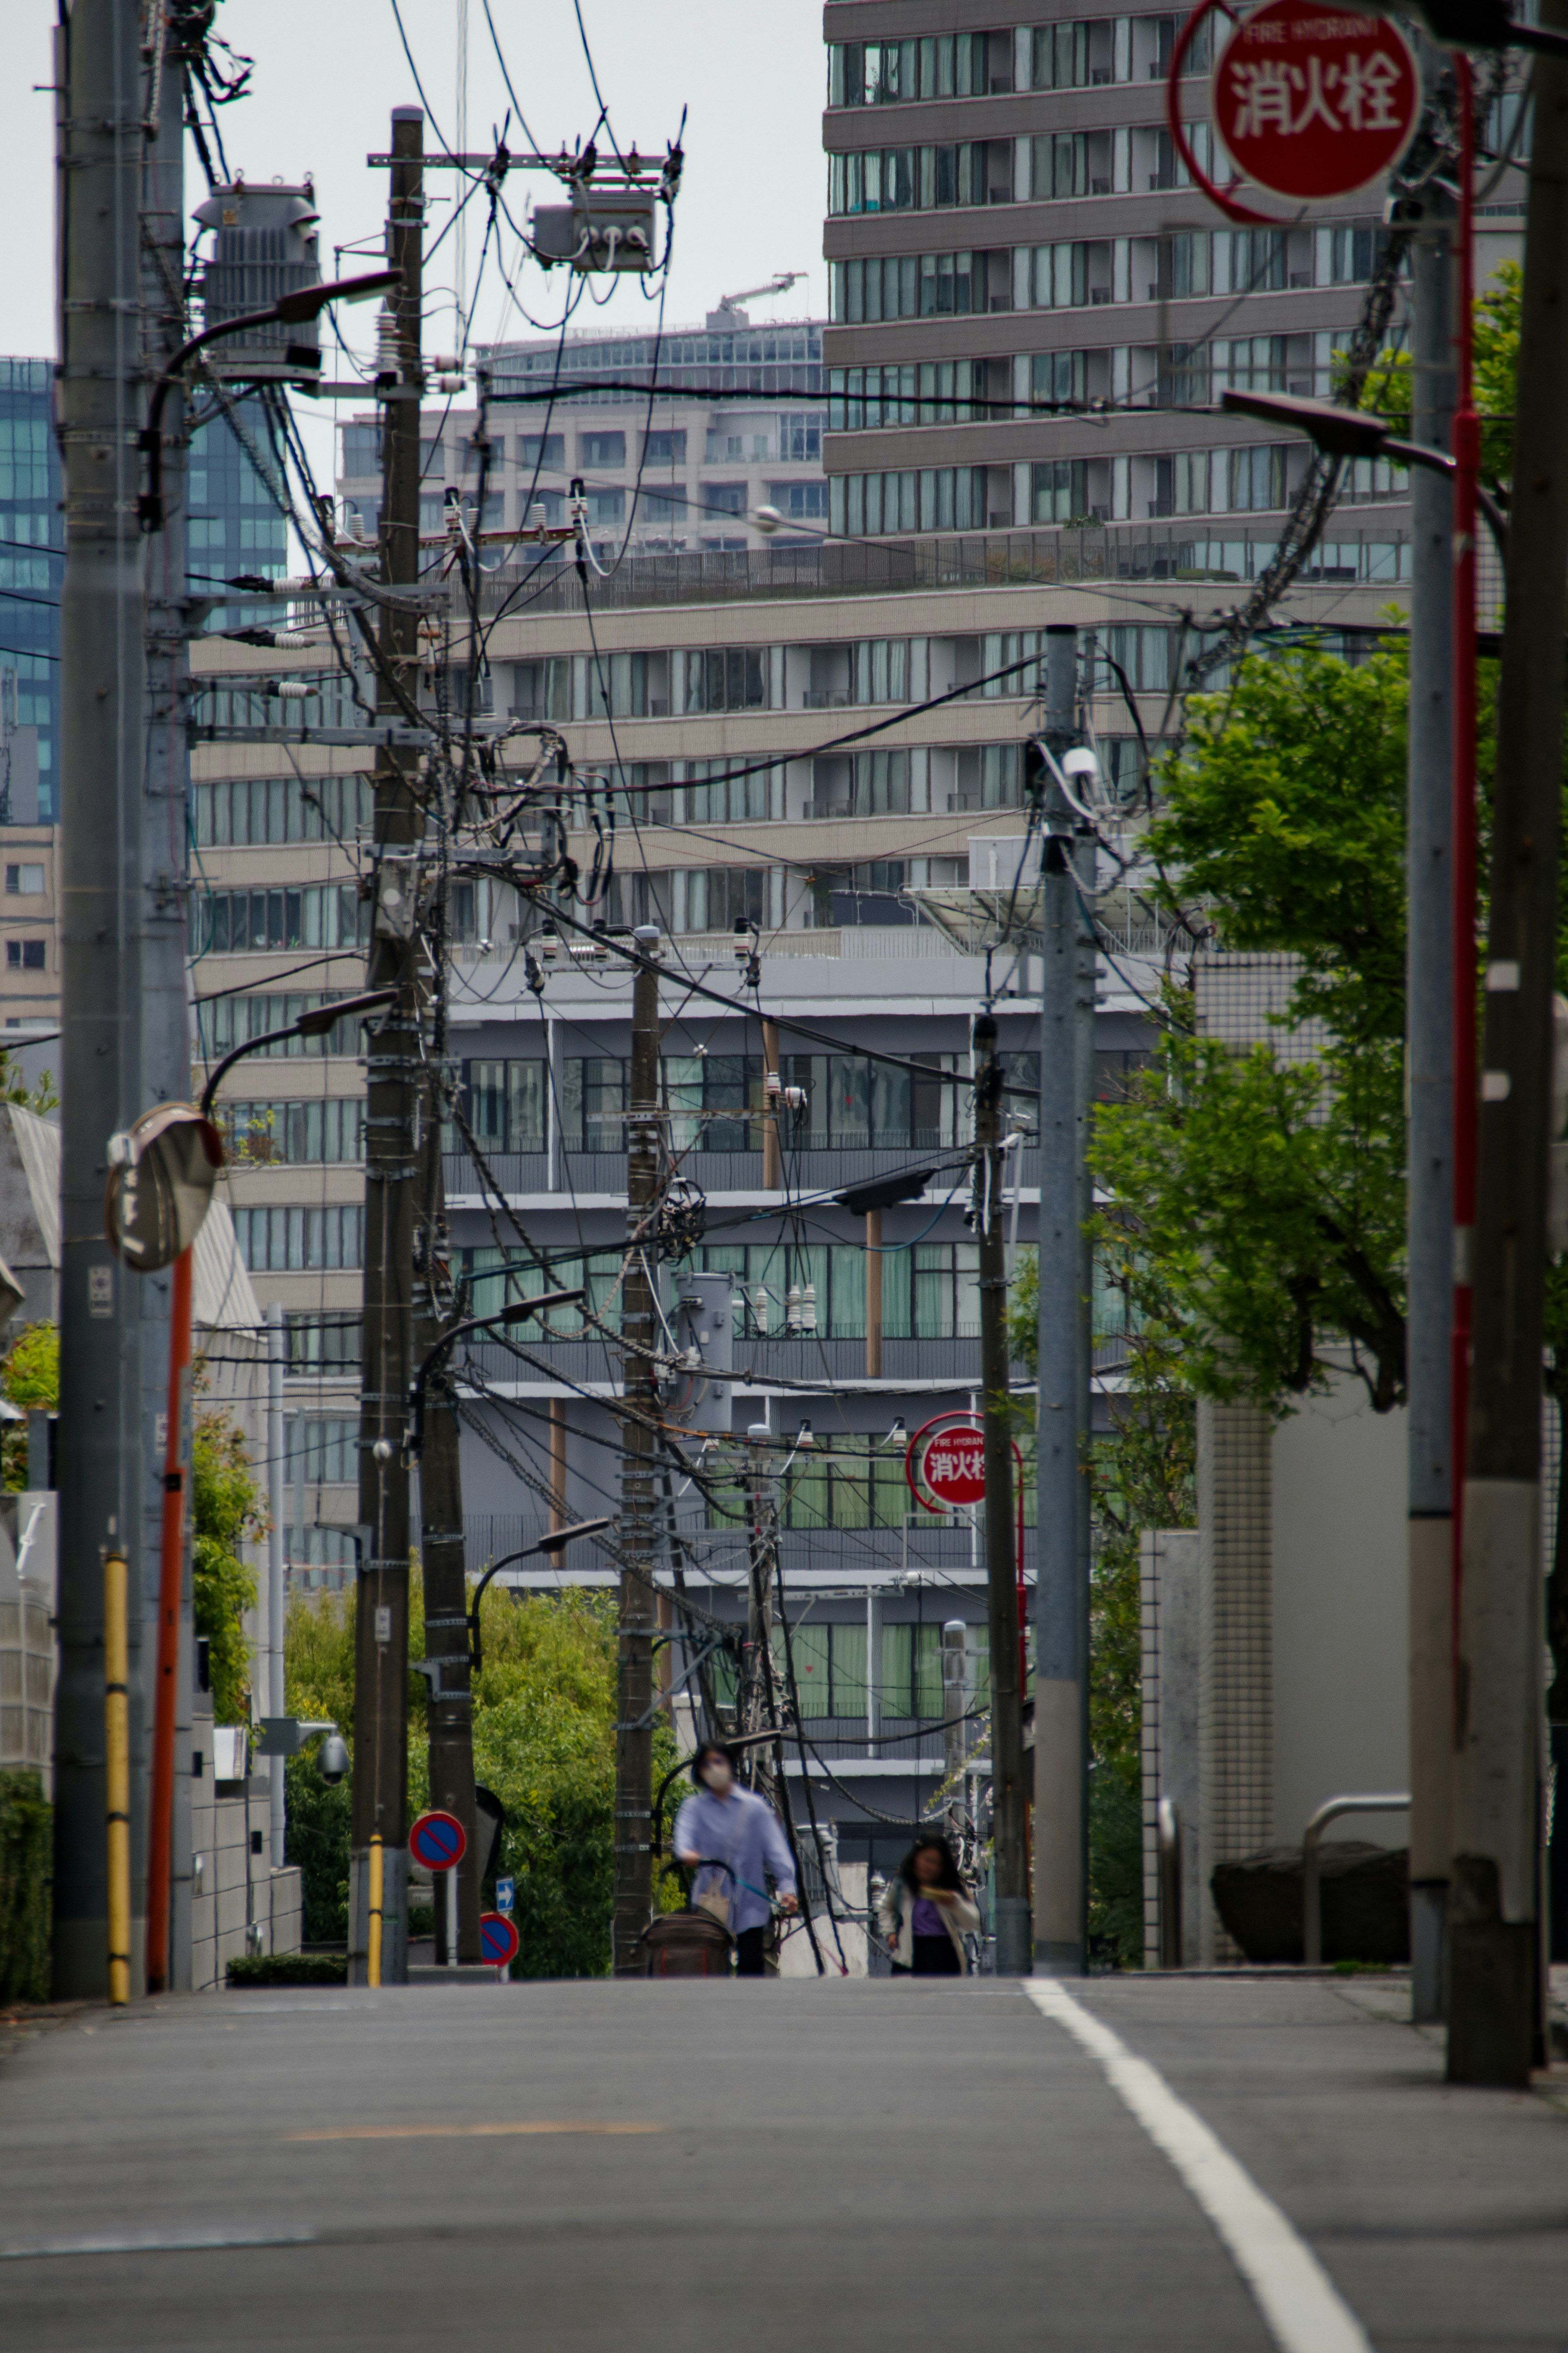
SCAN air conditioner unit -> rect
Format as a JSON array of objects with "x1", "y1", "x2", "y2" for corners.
[
  {"x1": 648, "y1": 698, "x2": 669, "y2": 716},
  {"x1": 989, "y1": 292, "x2": 1014, "y2": 311},
  {"x1": 1091, "y1": 177, "x2": 1111, "y2": 194},
  {"x1": 1090, "y1": 286, "x2": 1111, "y2": 303}
]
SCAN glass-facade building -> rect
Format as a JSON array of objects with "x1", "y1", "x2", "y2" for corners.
[{"x1": 0, "y1": 361, "x2": 62, "y2": 820}]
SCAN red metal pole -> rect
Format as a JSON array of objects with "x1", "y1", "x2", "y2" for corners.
[
  {"x1": 1450, "y1": 56, "x2": 1478, "y2": 1696},
  {"x1": 145, "y1": 1243, "x2": 195, "y2": 1993}
]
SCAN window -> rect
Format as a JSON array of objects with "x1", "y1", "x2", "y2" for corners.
[
  {"x1": 810, "y1": 749, "x2": 912, "y2": 816},
  {"x1": 232, "y1": 1205, "x2": 365, "y2": 1272},
  {"x1": 702, "y1": 483, "x2": 748, "y2": 518},
  {"x1": 1031, "y1": 21, "x2": 1091, "y2": 87},
  {"x1": 286, "y1": 1313, "x2": 360, "y2": 1374},
  {"x1": 285, "y1": 1417, "x2": 360, "y2": 1485},
  {"x1": 829, "y1": 363, "x2": 984, "y2": 430},
  {"x1": 1151, "y1": 451, "x2": 1214, "y2": 517},
  {"x1": 516, "y1": 432, "x2": 565, "y2": 467},
  {"x1": 1227, "y1": 444, "x2": 1289, "y2": 511},
  {"x1": 4, "y1": 865, "x2": 43, "y2": 895},
  {"x1": 658, "y1": 865, "x2": 785, "y2": 937},
  {"x1": 1229, "y1": 229, "x2": 1288, "y2": 293},
  {"x1": 680, "y1": 647, "x2": 768, "y2": 714},
  {"x1": 1032, "y1": 461, "x2": 1091, "y2": 524},
  {"x1": 764, "y1": 481, "x2": 827, "y2": 520},
  {"x1": 664, "y1": 758, "x2": 783, "y2": 825},
  {"x1": 340, "y1": 423, "x2": 381, "y2": 476},
  {"x1": 579, "y1": 430, "x2": 626, "y2": 468},
  {"x1": 777, "y1": 1054, "x2": 960, "y2": 1149},
  {"x1": 220, "y1": 1099, "x2": 365, "y2": 1165},
  {"x1": 882, "y1": 1240, "x2": 980, "y2": 1339},
  {"x1": 1032, "y1": 132, "x2": 1089, "y2": 199},
  {"x1": 1030, "y1": 243, "x2": 1098, "y2": 310},
  {"x1": 776, "y1": 414, "x2": 823, "y2": 463},
  {"x1": 582, "y1": 487, "x2": 624, "y2": 526},
  {"x1": 643, "y1": 429, "x2": 686, "y2": 464},
  {"x1": 830, "y1": 252, "x2": 976, "y2": 324},
  {"x1": 641, "y1": 490, "x2": 687, "y2": 524},
  {"x1": 204, "y1": 992, "x2": 368, "y2": 1061},
  {"x1": 562, "y1": 1057, "x2": 626, "y2": 1153},
  {"x1": 444, "y1": 1059, "x2": 546, "y2": 1156},
  {"x1": 1031, "y1": 351, "x2": 1087, "y2": 410},
  {"x1": 195, "y1": 885, "x2": 368, "y2": 955},
  {"x1": 664, "y1": 1054, "x2": 764, "y2": 1151},
  {"x1": 1328, "y1": 224, "x2": 1380, "y2": 283},
  {"x1": 5, "y1": 940, "x2": 44, "y2": 970},
  {"x1": 1099, "y1": 626, "x2": 1177, "y2": 693},
  {"x1": 829, "y1": 32, "x2": 993, "y2": 105},
  {"x1": 193, "y1": 775, "x2": 372, "y2": 847}
]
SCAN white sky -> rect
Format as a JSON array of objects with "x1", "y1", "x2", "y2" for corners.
[{"x1": 2, "y1": 0, "x2": 828, "y2": 478}]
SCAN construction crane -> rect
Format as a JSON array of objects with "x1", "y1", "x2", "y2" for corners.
[{"x1": 706, "y1": 272, "x2": 806, "y2": 327}]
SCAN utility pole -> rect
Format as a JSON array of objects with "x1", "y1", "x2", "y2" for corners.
[
  {"x1": 1449, "y1": 6, "x2": 1568, "y2": 2086},
  {"x1": 138, "y1": 9, "x2": 195, "y2": 1994},
  {"x1": 974, "y1": 1011, "x2": 1028, "y2": 1970},
  {"x1": 53, "y1": 0, "x2": 149, "y2": 1998},
  {"x1": 416, "y1": 1110, "x2": 480, "y2": 1962},
  {"x1": 349, "y1": 105, "x2": 425, "y2": 1988},
  {"x1": 742, "y1": 1421, "x2": 779, "y2": 1807},
  {"x1": 267, "y1": 1306, "x2": 286, "y2": 1878},
  {"x1": 612, "y1": 925, "x2": 662, "y2": 1973},
  {"x1": 941, "y1": 1618, "x2": 967, "y2": 1842},
  {"x1": 1033, "y1": 623, "x2": 1092, "y2": 1976},
  {"x1": 1403, "y1": 174, "x2": 1457, "y2": 2029}
]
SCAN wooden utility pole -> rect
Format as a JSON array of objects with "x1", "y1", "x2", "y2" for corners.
[
  {"x1": 974, "y1": 1011, "x2": 1028, "y2": 1969},
  {"x1": 1449, "y1": 8, "x2": 1568, "y2": 2086},
  {"x1": 349, "y1": 105, "x2": 425, "y2": 1988},
  {"x1": 611, "y1": 928, "x2": 662, "y2": 1972}
]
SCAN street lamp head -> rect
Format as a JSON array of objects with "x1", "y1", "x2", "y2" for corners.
[
  {"x1": 532, "y1": 1516, "x2": 613, "y2": 1555},
  {"x1": 293, "y1": 987, "x2": 398, "y2": 1040},
  {"x1": 1220, "y1": 388, "x2": 1389, "y2": 461},
  {"x1": 274, "y1": 268, "x2": 402, "y2": 324}
]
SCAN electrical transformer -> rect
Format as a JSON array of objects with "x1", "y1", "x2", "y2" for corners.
[{"x1": 192, "y1": 178, "x2": 323, "y2": 383}]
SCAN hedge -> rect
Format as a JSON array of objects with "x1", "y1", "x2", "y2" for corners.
[{"x1": 0, "y1": 1771, "x2": 51, "y2": 2002}]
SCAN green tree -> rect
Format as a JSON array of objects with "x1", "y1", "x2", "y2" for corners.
[
  {"x1": 191, "y1": 1403, "x2": 263, "y2": 1725},
  {"x1": 284, "y1": 1576, "x2": 668, "y2": 1976},
  {"x1": 1105, "y1": 639, "x2": 1413, "y2": 1415},
  {"x1": 1360, "y1": 261, "x2": 1519, "y2": 488},
  {"x1": 0, "y1": 1322, "x2": 58, "y2": 1490}
]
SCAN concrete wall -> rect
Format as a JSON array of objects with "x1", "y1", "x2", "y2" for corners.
[
  {"x1": 189, "y1": 1721, "x2": 303, "y2": 1990},
  {"x1": 1271, "y1": 1376, "x2": 1409, "y2": 1853},
  {"x1": 1140, "y1": 1529, "x2": 1200, "y2": 1968}
]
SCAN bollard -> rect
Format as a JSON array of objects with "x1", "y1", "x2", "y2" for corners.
[{"x1": 104, "y1": 1548, "x2": 131, "y2": 2006}]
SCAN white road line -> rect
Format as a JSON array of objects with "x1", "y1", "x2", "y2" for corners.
[
  {"x1": 1025, "y1": 1981, "x2": 1372, "y2": 2353},
  {"x1": 0, "y1": 2227, "x2": 318, "y2": 2262}
]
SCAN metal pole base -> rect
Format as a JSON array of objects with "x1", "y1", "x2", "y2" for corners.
[
  {"x1": 1032, "y1": 1938, "x2": 1085, "y2": 1977},
  {"x1": 1410, "y1": 1879, "x2": 1448, "y2": 2023},
  {"x1": 992, "y1": 1896, "x2": 1033, "y2": 1976}
]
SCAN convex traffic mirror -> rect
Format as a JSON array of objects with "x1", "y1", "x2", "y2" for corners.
[{"x1": 105, "y1": 1104, "x2": 226, "y2": 1272}]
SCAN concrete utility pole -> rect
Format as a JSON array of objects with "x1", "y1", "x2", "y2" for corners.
[
  {"x1": 941, "y1": 1618, "x2": 967, "y2": 1841},
  {"x1": 974, "y1": 1011, "x2": 1028, "y2": 1970},
  {"x1": 611, "y1": 927, "x2": 662, "y2": 1974},
  {"x1": 416, "y1": 1110, "x2": 480, "y2": 1962},
  {"x1": 267, "y1": 1307, "x2": 286, "y2": 1879},
  {"x1": 349, "y1": 105, "x2": 425, "y2": 1988},
  {"x1": 1403, "y1": 179, "x2": 1457, "y2": 2030},
  {"x1": 52, "y1": 0, "x2": 149, "y2": 1998},
  {"x1": 1034, "y1": 623, "x2": 1093, "y2": 1976},
  {"x1": 1449, "y1": 9, "x2": 1568, "y2": 2087}
]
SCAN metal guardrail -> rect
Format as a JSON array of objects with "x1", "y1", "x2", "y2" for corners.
[{"x1": 1302, "y1": 1791, "x2": 1411, "y2": 1966}]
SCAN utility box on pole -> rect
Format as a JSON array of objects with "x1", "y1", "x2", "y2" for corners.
[
  {"x1": 192, "y1": 181, "x2": 324, "y2": 384},
  {"x1": 671, "y1": 1271, "x2": 736, "y2": 1439}
]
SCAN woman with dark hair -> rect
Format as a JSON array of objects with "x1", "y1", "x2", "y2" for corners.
[
  {"x1": 673, "y1": 1741, "x2": 798, "y2": 1978},
  {"x1": 877, "y1": 1833, "x2": 979, "y2": 1976}
]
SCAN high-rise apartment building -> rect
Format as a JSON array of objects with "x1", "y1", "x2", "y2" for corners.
[
  {"x1": 818, "y1": 9, "x2": 1517, "y2": 558},
  {"x1": 338, "y1": 299, "x2": 826, "y2": 560}
]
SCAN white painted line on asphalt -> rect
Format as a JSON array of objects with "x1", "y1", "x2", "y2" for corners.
[
  {"x1": 0, "y1": 2227, "x2": 318, "y2": 2262},
  {"x1": 1024, "y1": 1982, "x2": 1372, "y2": 2353}
]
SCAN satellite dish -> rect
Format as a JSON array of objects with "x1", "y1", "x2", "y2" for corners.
[{"x1": 104, "y1": 1103, "x2": 226, "y2": 1273}]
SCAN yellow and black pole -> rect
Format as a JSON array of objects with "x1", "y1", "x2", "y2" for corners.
[
  {"x1": 366, "y1": 1833, "x2": 384, "y2": 1989},
  {"x1": 103, "y1": 1546, "x2": 130, "y2": 2006}
]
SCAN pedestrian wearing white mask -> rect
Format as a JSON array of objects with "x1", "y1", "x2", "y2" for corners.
[{"x1": 673, "y1": 1741, "x2": 797, "y2": 1976}]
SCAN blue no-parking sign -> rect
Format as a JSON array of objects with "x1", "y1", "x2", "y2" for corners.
[
  {"x1": 480, "y1": 1911, "x2": 520, "y2": 1968},
  {"x1": 409, "y1": 1809, "x2": 466, "y2": 1873}
]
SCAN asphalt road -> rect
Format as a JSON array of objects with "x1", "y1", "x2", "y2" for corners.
[{"x1": 2, "y1": 1972, "x2": 1566, "y2": 2351}]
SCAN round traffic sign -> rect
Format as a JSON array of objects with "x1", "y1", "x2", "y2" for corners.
[
  {"x1": 480, "y1": 1910, "x2": 520, "y2": 1968},
  {"x1": 1212, "y1": 0, "x2": 1418, "y2": 203},
  {"x1": 409, "y1": 1808, "x2": 467, "y2": 1873},
  {"x1": 906, "y1": 1416, "x2": 986, "y2": 1511}
]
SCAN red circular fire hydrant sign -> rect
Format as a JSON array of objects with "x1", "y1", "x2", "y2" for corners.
[
  {"x1": 909, "y1": 1421, "x2": 987, "y2": 1509},
  {"x1": 1213, "y1": 0, "x2": 1419, "y2": 203}
]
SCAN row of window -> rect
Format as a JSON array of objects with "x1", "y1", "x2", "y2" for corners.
[
  {"x1": 200, "y1": 991, "x2": 372, "y2": 1062},
  {"x1": 712, "y1": 1620, "x2": 993, "y2": 1720},
  {"x1": 220, "y1": 1098, "x2": 366, "y2": 1166},
  {"x1": 232, "y1": 1204, "x2": 364, "y2": 1272},
  {"x1": 283, "y1": 1416, "x2": 360, "y2": 1485},
  {"x1": 190, "y1": 672, "x2": 368, "y2": 732},
  {"x1": 345, "y1": 418, "x2": 826, "y2": 482},
  {"x1": 193, "y1": 774, "x2": 372, "y2": 848},
  {"x1": 829, "y1": 224, "x2": 1389, "y2": 323},
  {"x1": 829, "y1": 462, "x2": 1414, "y2": 542},
  {"x1": 829, "y1": 124, "x2": 1218, "y2": 216},
  {"x1": 449, "y1": 1052, "x2": 972, "y2": 1160},
  {"x1": 194, "y1": 886, "x2": 370, "y2": 957},
  {"x1": 829, "y1": 20, "x2": 1203, "y2": 107}
]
